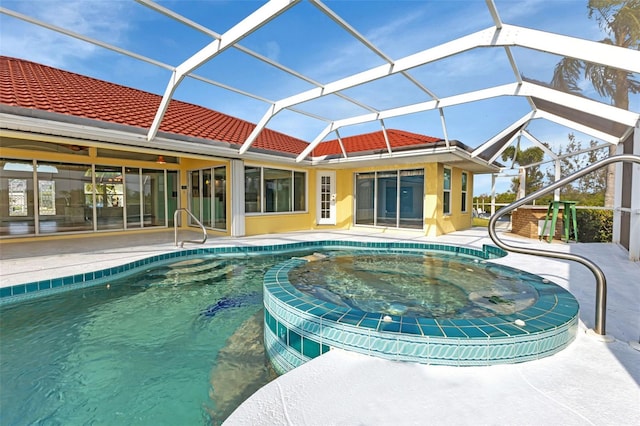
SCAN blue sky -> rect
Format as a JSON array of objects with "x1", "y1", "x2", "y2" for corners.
[{"x1": 1, "y1": 0, "x2": 638, "y2": 196}]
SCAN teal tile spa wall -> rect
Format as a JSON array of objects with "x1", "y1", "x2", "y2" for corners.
[{"x1": 263, "y1": 252, "x2": 579, "y2": 371}]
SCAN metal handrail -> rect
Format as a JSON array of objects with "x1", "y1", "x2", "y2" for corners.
[
  {"x1": 488, "y1": 154, "x2": 640, "y2": 337},
  {"x1": 174, "y1": 208, "x2": 208, "y2": 248}
]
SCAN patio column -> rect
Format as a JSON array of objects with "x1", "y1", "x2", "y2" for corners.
[
  {"x1": 554, "y1": 159, "x2": 561, "y2": 202},
  {"x1": 490, "y1": 173, "x2": 496, "y2": 216},
  {"x1": 628, "y1": 127, "x2": 639, "y2": 261},
  {"x1": 612, "y1": 126, "x2": 639, "y2": 261},
  {"x1": 230, "y1": 159, "x2": 245, "y2": 237},
  {"x1": 517, "y1": 167, "x2": 526, "y2": 200}
]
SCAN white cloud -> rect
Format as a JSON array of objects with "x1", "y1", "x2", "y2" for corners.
[
  {"x1": 495, "y1": 0, "x2": 547, "y2": 22},
  {"x1": 0, "y1": 0, "x2": 132, "y2": 68},
  {"x1": 265, "y1": 40, "x2": 281, "y2": 62},
  {"x1": 364, "y1": 8, "x2": 428, "y2": 47}
]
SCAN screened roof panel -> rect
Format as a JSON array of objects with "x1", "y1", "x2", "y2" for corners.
[
  {"x1": 324, "y1": 1, "x2": 494, "y2": 58},
  {"x1": 492, "y1": 0, "x2": 603, "y2": 41},
  {"x1": 373, "y1": 110, "x2": 446, "y2": 140},
  {"x1": 408, "y1": 48, "x2": 518, "y2": 99},
  {"x1": 239, "y1": 2, "x2": 390, "y2": 82},
  {"x1": 0, "y1": 0, "x2": 638, "y2": 171},
  {"x1": 442, "y1": 96, "x2": 532, "y2": 144},
  {"x1": 509, "y1": 47, "x2": 615, "y2": 106},
  {"x1": 187, "y1": 48, "x2": 317, "y2": 100},
  {"x1": 337, "y1": 73, "x2": 434, "y2": 111},
  {"x1": 149, "y1": 1, "x2": 264, "y2": 35},
  {"x1": 124, "y1": 4, "x2": 213, "y2": 64},
  {"x1": 286, "y1": 94, "x2": 374, "y2": 122}
]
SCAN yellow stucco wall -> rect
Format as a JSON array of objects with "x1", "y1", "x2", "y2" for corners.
[
  {"x1": 245, "y1": 212, "x2": 314, "y2": 235},
  {"x1": 424, "y1": 163, "x2": 440, "y2": 236},
  {"x1": 1, "y1": 133, "x2": 474, "y2": 240},
  {"x1": 433, "y1": 164, "x2": 473, "y2": 236}
]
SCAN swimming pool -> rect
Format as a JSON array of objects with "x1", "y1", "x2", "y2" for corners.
[
  {"x1": 0, "y1": 254, "x2": 286, "y2": 425},
  {"x1": 0, "y1": 240, "x2": 578, "y2": 422}
]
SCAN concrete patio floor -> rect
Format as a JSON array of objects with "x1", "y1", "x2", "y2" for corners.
[{"x1": 1, "y1": 227, "x2": 638, "y2": 425}]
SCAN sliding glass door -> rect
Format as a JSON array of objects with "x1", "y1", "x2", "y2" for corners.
[
  {"x1": 188, "y1": 166, "x2": 226, "y2": 230},
  {"x1": 355, "y1": 169, "x2": 424, "y2": 229}
]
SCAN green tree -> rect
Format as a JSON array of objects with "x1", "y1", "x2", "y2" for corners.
[
  {"x1": 501, "y1": 145, "x2": 546, "y2": 195},
  {"x1": 551, "y1": 0, "x2": 640, "y2": 207},
  {"x1": 547, "y1": 133, "x2": 607, "y2": 205}
]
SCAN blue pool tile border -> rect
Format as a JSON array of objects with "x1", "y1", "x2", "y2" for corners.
[
  {"x1": 0, "y1": 241, "x2": 507, "y2": 305},
  {"x1": 262, "y1": 246, "x2": 579, "y2": 370}
]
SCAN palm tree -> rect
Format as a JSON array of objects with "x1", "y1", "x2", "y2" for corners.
[
  {"x1": 551, "y1": 0, "x2": 640, "y2": 207},
  {"x1": 501, "y1": 146, "x2": 546, "y2": 196}
]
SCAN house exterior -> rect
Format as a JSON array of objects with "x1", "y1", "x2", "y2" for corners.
[{"x1": 0, "y1": 56, "x2": 499, "y2": 241}]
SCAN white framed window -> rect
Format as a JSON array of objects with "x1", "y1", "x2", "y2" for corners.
[
  {"x1": 443, "y1": 167, "x2": 451, "y2": 215},
  {"x1": 244, "y1": 166, "x2": 306, "y2": 214},
  {"x1": 461, "y1": 172, "x2": 468, "y2": 213}
]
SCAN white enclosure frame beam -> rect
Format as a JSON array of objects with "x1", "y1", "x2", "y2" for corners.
[
  {"x1": 310, "y1": 0, "x2": 439, "y2": 101},
  {"x1": 137, "y1": 0, "x2": 378, "y2": 117},
  {"x1": 485, "y1": 1, "x2": 527, "y2": 88},
  {"x1": 320, "y1": 82, "x2": 637, "y2": 142},
  {"x1": 498, "y1": 24, "x2": 640, "y2": 75},
  {"x1": 147, "y1": 0, "x2": 300, "y2": 141},
  {"x1": 532, "y1": 110, "x2": 622, "y2": 145},
  {"x1": 1, "y1": 4, "x2": 333, "y2": 126},
  {"x1": 244, "y1": 27, "x2": 499, "y2": 154},
  {"x1": 295, "y1": 81, "x2": 636, "y2": 161},
  {"x1": 380, "y1": 120, "x2": 392, "y2": 154},
  {"x1": 241, "y1": 23, "x2": 640, "y2": 155},
  {"x1": 335, "y1": 129, "x2": 348, "y2": 159},
  {"x1": 473, "y1": 113, "x2": 534, "y2": 158},
  {"x1": 439, "y1": 108, "x2": 451, "y2": 148},
  {"x1": 521, "y1": 130, "x2": 558, "y2": 159},
  {"x1": 517, "y1": 83, "x2": 638, "y2": 128}
]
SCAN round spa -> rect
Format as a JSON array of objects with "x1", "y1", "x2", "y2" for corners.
[{"x1": 263, "y1": 243, "x2": 579, "y2": 373}]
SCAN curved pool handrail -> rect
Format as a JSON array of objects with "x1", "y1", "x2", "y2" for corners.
[
  {"x1": 488, "y1": 154, "x2": 640, "y2": 337},
  {"x1": 174, "y1": 208, "x2": 208, "y2": 248}
]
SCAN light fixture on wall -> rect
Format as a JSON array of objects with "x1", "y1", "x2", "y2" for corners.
[{"x1": 156, "y1": 155, "x2": 166, "y2": 164}]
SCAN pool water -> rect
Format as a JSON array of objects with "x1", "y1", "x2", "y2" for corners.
[
  {"x1": 289, "y1": 252, "x2": 538, "y2": 318},
  {"x1": 0, "y1": 254, "x2": 295, "y2": 426}
]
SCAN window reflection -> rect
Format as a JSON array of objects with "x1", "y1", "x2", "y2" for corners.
[
  {"x1": 355, "y1": 169, "x2": 424, "y2": 229},
  {"x1": 95, "y1": 166, "x2": 124, "y2": 231},
  {"x1": 187, "y1": 166, "x2": 227, "y2": 230}
]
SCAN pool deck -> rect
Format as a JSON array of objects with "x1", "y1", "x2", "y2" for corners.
[{"x1": 1, "y1": 227, "x2": 639, "y2": 425}]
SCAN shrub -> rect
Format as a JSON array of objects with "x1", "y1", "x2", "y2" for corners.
[
  {"x1": 576, "y1": 209, "x2": 613, "y2": 242},
  {"x1": 472, "y1": 217, "x2": 489, "y2": 227}
]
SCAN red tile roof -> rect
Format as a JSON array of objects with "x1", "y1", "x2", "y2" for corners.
[
  {"x1": 1, "y1": 56, "x2": 443, "y2": 157},
  {"x1": 313, "y1": 129, "x2": 442, "y2": 156}
]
